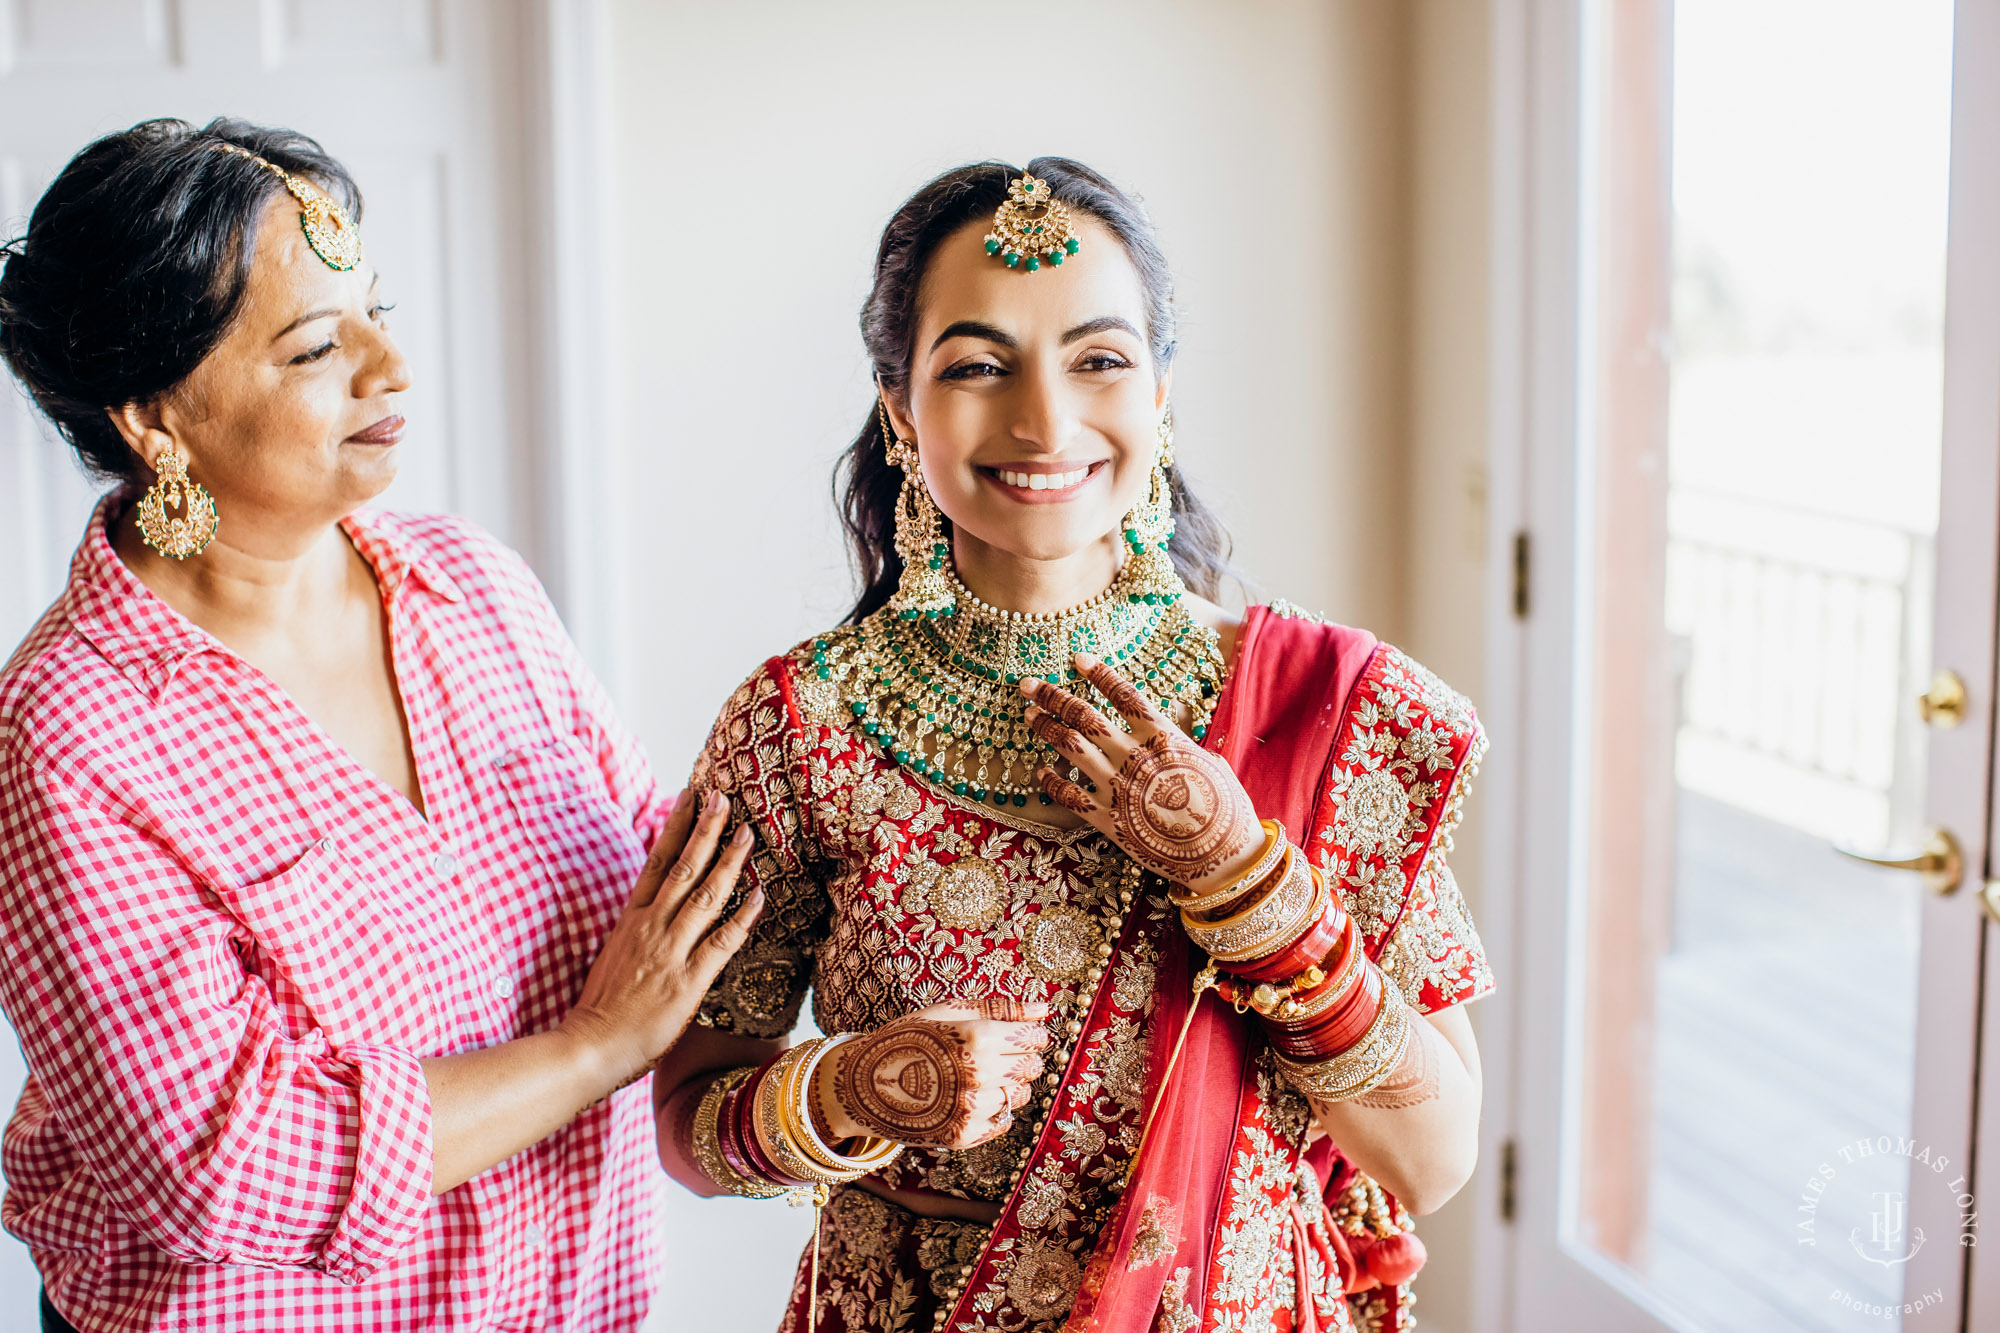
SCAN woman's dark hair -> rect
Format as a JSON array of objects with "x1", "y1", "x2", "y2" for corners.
[
  {"x1": 0, "y1": 117, "x2": 362, "y2": 485},
  {"x1": 838, "y1": 157, "x2": 1233, "y2": 623}
]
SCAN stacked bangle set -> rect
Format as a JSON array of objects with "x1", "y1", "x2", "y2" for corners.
[
  {"x1": 693, "y1": 1035, "x2": 903, "y2": 1203},
  {"x1": 1177, "y1": 819, "x2": 1413, "y2": 1101}
]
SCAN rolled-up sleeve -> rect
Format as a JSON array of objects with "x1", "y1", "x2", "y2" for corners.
[{"x1": 0, "y1": 753, "x2": 433, "y2": 1283}]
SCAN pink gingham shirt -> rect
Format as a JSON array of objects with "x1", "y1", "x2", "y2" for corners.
[{"x1": 0, "y1": 499, "x2": 672, "y2": 1331}]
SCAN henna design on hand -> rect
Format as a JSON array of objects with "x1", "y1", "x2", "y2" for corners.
[
  {"x1": 1005, "y1": 1052, "x2": 1047, "y2": 1084},
  {"x1": 834, "y1": 1018, "x2": 978, "y2": 1146},
  {"x1": 1080, "y1": 659, "x2": 1157, "y2": 727},
  {"x1": 1109, "y1": 734, "x2": 1261, "y2": 886},
  {"x1": 1037, "y1": 768, "x2": 1097, "y2": 815},
  {"x1": 1028, "y1": 708, "x2": 1090, "y2": 755},
  {"x1": 1039, "y1": 682, "x2": 1114, "y2": 740},
  {"x1": 1349, "y1": 1024, "x2": 1441, "y2": 1110}
]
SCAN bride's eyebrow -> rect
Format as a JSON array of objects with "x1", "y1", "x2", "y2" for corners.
[
  {"x1": 1061, "y1": 316, "x2": 1139, "y2": 344},
  {"x1": 928, "y1": 315, "x2": 1140, "y2": 354},
  {"x1": 931, "y1": 320, "x2": 1015, "y2": 352}
]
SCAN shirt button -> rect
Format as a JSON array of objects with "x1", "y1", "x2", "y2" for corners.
[
  {"x1": 492, "y1": 974, "x2": 517, "y2": 1000},
  {"x1": 431, "y1": 852, "x2": 458, "y2": 876},
  {"x1": 525, "y1": 1222, "x2": 547, "y2": 1246}
]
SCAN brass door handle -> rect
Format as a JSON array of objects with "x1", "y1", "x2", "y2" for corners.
[
  {"x1": 1918, "y1": 669, "x2": 1968, "y2": 728},
  {"x1": 1982, "y1": 878, "x2": 2000, "y2": 926},
  {"x1": 1833, "y1": 827, "x2": 1963, "y2": 895}
]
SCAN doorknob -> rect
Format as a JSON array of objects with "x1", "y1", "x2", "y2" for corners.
[
  {"x1": 1918, "y1": 669, "x2": 1968, "y2": 727},
  {"x1": 1833, "y1": 827, "x2": 1963, "y2": 895}
]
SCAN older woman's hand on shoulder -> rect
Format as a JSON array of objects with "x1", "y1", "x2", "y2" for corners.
[{"x1": 560, "y1": 793, "x2": 764, "y2": 1085}]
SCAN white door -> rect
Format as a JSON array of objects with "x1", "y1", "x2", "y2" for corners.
[
  {"x1": 1485, "y1": 2, "x2": 1996, "y2": 1330},
  {"x1": 0, "y1": 0, "x2": 547, "y2": 645},
  {"x1": 0, "y1": 0, "x2": 547, "y2": 1309}
]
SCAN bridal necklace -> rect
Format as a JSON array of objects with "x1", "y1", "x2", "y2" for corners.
[{"x1": 817, "y1": 563, "x2": 1226, "y2": 809}]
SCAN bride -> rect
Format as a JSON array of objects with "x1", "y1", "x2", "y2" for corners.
[{"x1": 653, "y1": 158, "x2": 1494, "y2": 1333}]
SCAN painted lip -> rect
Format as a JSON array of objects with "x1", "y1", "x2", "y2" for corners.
[
  {"x1": 346, "y1": 415, "x2": 406, "y2": 446},
  {"x1": 979, "y1": 459, "x2": 1108, "y2": 504}
]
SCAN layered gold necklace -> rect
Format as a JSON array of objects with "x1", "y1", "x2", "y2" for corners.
[{"x1": 814, "y1": 567, "x2": 1225, "y2": 809}]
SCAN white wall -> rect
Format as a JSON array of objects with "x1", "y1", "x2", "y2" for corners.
[
  {"x1": 605, "y1": 0, "x2": 1420, "y2": 780},
  {"x1": 604, "y1": 2, "x2": 1476, "y2": 1330}
]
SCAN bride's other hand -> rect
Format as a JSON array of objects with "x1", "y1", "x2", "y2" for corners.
[
  {"x1": 1021, "y1": 654, "x2": 1262, "y2": 898},
  {"x1": 815, "y1": 998, "x2": 1052, "y2": 1150}
]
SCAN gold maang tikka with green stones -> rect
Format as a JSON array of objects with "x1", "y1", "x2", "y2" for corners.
[
  {"x1": 814, "y1": 392, "x2": 1220, "y2": 811},
  {"x1": 216, "y1": 143, "x2": 363, "y2": 271},
  {"x1": 984, "y1": 173, "x2": 1081, "y2": 272}
]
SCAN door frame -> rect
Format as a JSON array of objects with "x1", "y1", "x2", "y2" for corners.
[
  {"x1": 1947, "y1": 0, "x2": 2000, "y2": 1325},
  {"x1": 519, "y1": 0, "x2": 627, "y2": 700},
  {"x1": 1473, "y1": 1, "x2": 1996, "y2": 1330}
]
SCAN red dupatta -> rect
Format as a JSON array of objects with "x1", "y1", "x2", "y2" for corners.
[
  {"x1": 931, "y1": 606, "x2": 1388, "y2": 1333},
  {"x1": 1058, "y1": 606, "x2": 1383, "y2": 1333}
]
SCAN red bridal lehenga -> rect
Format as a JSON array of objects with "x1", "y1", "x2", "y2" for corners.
[{"x1": 692, "y1": 602, "x2": 1493, "y2": 1333}]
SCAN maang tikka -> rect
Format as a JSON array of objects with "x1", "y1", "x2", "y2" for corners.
[
  {"x1": 983, "y1": 173, "x2": 1081, "y2": 273},
  {"x1": 879, "y1": 399, "x2": 957, "y2": 619},
  {"x1": 215, "y1": 142, "x2": 363, "y2": 272},
  {"x1": 1120, "y1": 405, "x2": 1182, "y2": 603}
]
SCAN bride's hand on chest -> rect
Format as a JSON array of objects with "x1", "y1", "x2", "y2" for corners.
[{"x1": 1018, "y1": 654, "x2": 1264, "y2": 899}]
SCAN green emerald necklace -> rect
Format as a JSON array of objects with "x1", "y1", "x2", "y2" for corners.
[{"x1": 812, "y1": 564, "x2": 1225, "y2": 810}]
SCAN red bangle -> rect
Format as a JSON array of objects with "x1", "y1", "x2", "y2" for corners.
[
  {"x1": 1272, "y1": 960, "x2": 1384, "y2": 1056},
  {"x1": 1270, "y1": 964, "x2": 1385, "y2": 1060},
  {"x1": 715, "y1": 1080, "x2": 764, "y2": 1184},
  {"x1": 727, "y1": 1056, "x2": 807, "y2": 1189}
]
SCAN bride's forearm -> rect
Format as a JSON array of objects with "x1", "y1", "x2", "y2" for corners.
[
  {"x1": 653, "y1": 1025, "x2": 783, "y2": 1195},
  {"x1": 1305, "y1": 1004, "x2": 1483, "y2": 1216}
]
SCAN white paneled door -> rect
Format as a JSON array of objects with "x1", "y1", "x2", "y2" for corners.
[
  {"x1": 0, "y1": 0, "x2": 549, "y2": 649},
  {"x1": 0, "y1": 0, "x2": 571, "y2": 1313}
]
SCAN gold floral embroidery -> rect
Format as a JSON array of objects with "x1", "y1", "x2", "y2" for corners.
[
  {"x1": 1379, "y1": 858, "x2": 1496, "y2": 1011},
  {"x1": 1159, "y1": 1267, "x2": 1199, "y2": 1333},
  {"x1": 1003, "y1": 1239, "x2": 1084, "y2": 1321},
  {"x1": 1126, "y1": 1195, "x2": 1181, "y2": 1271},
  {"x1": 934, "y1": 857, "x2": 1009, "y2": 930},
  {"x1": 1022, "y1": 905, "x2": 1103, "y2": 983},
  {"x1": 1330, "y1": 767, "x2": 1411, "y2": 859},
  {"x1": 1211, "y1": 1125, "x2": 1296, "y2": 1328},
  {"x1": 1265, "y1": 598, "x2": 1327, "y2": 624}
]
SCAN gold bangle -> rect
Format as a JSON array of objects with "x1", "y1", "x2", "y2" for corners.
[
  {"x1": 781, "y1": 1034, "x2": 902, "y2": 1176},
  {"x1": 692, "y1": 1067, "x2": 788, "y2": 1199},
  {"x1": 1173, "y1": 818, "x2": 1287, "y2": 913},
  {"x1": 759, "y1": 1039, "x2": 902, "y2": 1188},
  {"x1": 755, "y1": 1041, "x2": 848, "y2": 1188},
  {"x1": 1271, "y1": 986, "x2": 1413, "y2": 1101},
  {"x1": 1184, "y1": 845, "x2": 1324, "y2": 963}
]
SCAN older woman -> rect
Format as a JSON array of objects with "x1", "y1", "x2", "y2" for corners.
[{"x1": 0, "y1": 119, "x2": 757, "y2": 1332}]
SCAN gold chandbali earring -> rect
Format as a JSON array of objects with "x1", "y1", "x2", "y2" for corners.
[
  {"x1": 1120, "y1": 405, "x2": 1182, "y2": 603},
  {"x1": 879, "y1": 398, "x2": 956, "y2": 620},
  {"x1": 135, "y1": 445, "x2": 219, "y2": 560}
]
